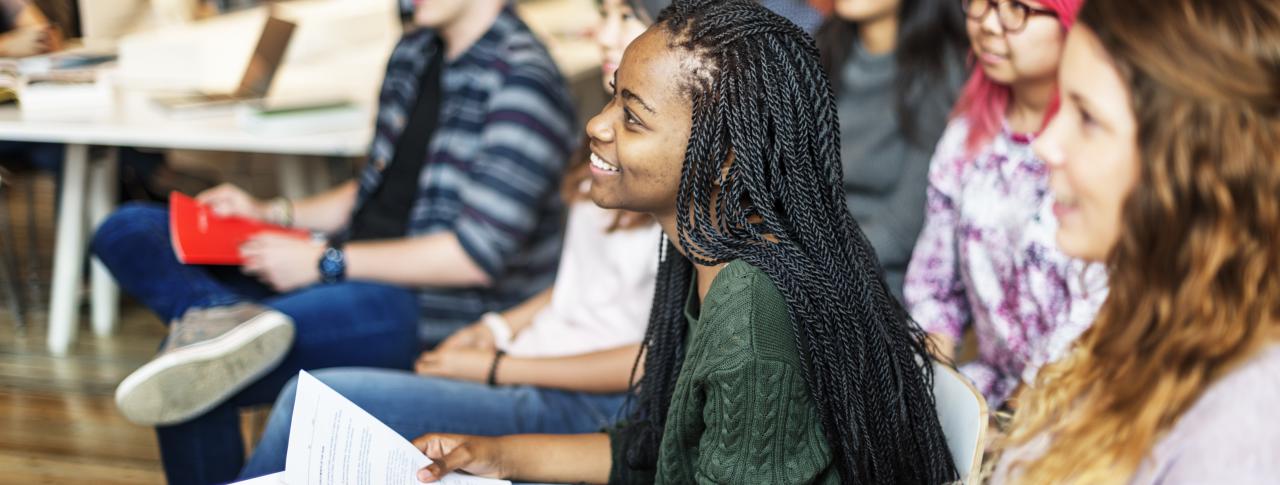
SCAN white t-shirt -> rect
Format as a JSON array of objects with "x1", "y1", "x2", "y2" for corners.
[{"x1": 504, "y1": 201, "x2": 661, "y2": 358}]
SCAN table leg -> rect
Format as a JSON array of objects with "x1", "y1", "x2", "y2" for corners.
[
  {"x1": 308, "y1": 157, "x2": 334, "y2": 194},
  {"x1": 47, "y1": 144, "x2": 90, "y2": 356},
  {"x1": 277, "y1": 155, "x2": 307, "y2": 199},
  {"x1": 89, "y1": 148, "x2": 119, "y2": 337}
]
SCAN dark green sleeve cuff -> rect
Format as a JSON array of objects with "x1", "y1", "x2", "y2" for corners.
[
  {"x1": 606, "y1": 424, "x2": 628, "y2": 485},
  {"x1": 605, "y1": 423, "x2": 656, "y2": 485}
]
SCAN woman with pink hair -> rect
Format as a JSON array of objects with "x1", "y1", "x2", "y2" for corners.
[{"x1": 904, "y1": 0, "x2": 1105, "y2": 411}]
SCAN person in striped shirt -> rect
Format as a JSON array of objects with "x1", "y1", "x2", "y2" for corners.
[{"x1": 88, "y1": 1, "x2": 576, "y2": 483}]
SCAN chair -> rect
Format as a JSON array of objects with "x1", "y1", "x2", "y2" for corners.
[
  {"x1": 932, "y1": 361, "x2": 989, "y2": 484},
  {"x1": 0, "y1": 166, "x2": 23, "y2": 326}
]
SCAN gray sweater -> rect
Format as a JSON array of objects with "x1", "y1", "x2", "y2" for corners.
[{"x1": 838, "y1": 42, "x2": 965, "y2": 302}]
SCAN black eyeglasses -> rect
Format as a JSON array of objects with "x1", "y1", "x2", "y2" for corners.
[{"x1": 962, "y1": 0, "x2": 1059, "y2": 33}]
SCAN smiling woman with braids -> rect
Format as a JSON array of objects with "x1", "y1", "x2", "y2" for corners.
[{"x1": 410, "y1": 1, "x2": 956, "y2": 484}]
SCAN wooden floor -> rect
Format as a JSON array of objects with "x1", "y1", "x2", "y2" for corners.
[
  {"x1": 0, "y1": 307, "x2": 168, "y2": 484},
  {"x1": 0, "y1": 173, "x2": 168, "y2": 484}
]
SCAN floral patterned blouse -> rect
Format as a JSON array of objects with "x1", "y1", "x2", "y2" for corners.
[{"x1": 904, "y1": 119, "x2": 1109, "y2": 409}]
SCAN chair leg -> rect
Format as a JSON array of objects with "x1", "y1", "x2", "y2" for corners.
[
  {"x1": 0, "y1": 245, "x2": 21, "y2": 328},
  {"x1": 23, "y1": 171, "x2": 42, "y2": 328},
  {"x1": 0, "y1": 173, "x2": 24, "y2": 327}
]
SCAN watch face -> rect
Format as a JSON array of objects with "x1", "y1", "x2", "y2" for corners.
[
  {"x1": 321, "y1": 258, "x2": 340, "y2": 274},
  {"x1": 321, "y1": 247, "x2": 345, "y2": 277}
]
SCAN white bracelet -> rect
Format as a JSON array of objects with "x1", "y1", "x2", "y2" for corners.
[
  {"x1": 269, "y1": 197, "x2": 294, "y2": 227},
  {"x1": 481, "y1": 312, "x2": 514, "y2": 350}
]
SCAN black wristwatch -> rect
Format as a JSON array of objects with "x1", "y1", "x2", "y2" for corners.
[{"x1": 318, "y1": 242, "x2": 347, "y2": 284}]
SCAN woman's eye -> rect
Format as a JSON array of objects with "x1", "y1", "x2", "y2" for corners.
[
  {"x1": 623, "y1": 107, "x2": 640, "y2": 126},
  {"x1": 1078, "y1": 106, "x2": 1095, "y2": 128}
]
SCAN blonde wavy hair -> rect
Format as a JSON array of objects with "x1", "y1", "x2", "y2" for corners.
[{"x1": 998, "y1": 0, "x2": 1280, "y2": 482}]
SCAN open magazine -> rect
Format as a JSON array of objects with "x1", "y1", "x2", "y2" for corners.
[{"x1": 234, "y1": 371, "x2": 511, "y2": 485}]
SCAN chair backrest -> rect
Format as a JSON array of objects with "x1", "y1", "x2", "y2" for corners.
[{"x1": 932, "y1": 361, "x2": 989, "y2": 484}]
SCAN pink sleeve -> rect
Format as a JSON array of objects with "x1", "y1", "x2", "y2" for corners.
[{"x1": 904, "y1": 121, "x2": 971, "y2": 342}]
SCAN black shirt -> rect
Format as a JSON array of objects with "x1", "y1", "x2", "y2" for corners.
[{"x1": 348, "y1": 40, "x2": 445, "y2": 241}]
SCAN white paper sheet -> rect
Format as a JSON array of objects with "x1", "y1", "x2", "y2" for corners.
[{"x1": 284, "y1": 370, "x2": 511, "y2": 485}]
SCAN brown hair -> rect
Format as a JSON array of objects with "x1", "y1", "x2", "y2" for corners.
[{"x1": 1000, "y1": 0, "x2": 1280, "y2": 482}]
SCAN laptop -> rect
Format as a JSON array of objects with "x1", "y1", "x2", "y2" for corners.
[{"x1": 153, "y1": 16, "x2": 296, "y2": 113}]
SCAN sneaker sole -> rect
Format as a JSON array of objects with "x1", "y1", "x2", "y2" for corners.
[{"x1": 114, "y1": 311, "x2": 295, "y2": 426}]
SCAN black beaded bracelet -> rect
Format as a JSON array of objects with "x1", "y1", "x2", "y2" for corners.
[{"x1": 487, "y1": 350, "x2": 506, "y2": 386}]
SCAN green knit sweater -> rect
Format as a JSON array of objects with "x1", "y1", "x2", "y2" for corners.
[{"x1": 608, "y1": 260, "x2": 840, "y2": 484}]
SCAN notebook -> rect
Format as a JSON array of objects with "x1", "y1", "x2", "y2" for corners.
[{"x1": 169, "y1": 191, "x2": 309, "y2": 265}]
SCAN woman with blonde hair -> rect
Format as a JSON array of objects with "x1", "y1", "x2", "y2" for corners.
[{"x1": 994, "y1": 0, "x2": 1280, "y2": 482}]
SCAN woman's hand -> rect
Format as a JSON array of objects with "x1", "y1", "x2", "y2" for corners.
[
  {"x1": 240, "y1": 234, "x2": 324, "y2": 292},
  {"x1": 412, "y1": 434, "x2": 510, "y2": 483},
  {"x1": 415, "y1": 348, "x2": 497, "y2": 383},
  {"x1": 0, "y1": 26, "x2": 52, "y2": 57},
  {"x1": 197, "y1": 183, "x2": 270, "y2": 221},
  {"x1": 436, "y1": 322, "x2": 496, "y2": 351}
]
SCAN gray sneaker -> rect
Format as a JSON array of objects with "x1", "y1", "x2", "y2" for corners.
[{"x1": 114, "y1": 303, "x2": 295, "y2": 426}]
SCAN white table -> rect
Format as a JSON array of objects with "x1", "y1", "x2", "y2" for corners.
[{"x1": 0, "y1": 89, "x2": 372, "y2": 355}]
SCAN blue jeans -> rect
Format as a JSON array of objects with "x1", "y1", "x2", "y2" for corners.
[
  {"x1": 0, "y1": 141, "x2": 63, "y2": 173},
  {"x1": 238, "y1": 368, "x2": 629, "y2": 481},
  {"x1": 0, "y1": 143, "x2": 167, "y2": 203},
  {"x1": 91, "y1": 203, "x2": 426, "y2": 485}
]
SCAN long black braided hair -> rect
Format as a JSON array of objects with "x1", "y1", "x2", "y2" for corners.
[{"x1": 619, "y1": 1, "x2": 957, "y2": 483}]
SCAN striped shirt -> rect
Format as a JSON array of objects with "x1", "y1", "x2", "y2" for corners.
[{"x1": 348, "y1": 8, "x2": 576, "y2": 342}]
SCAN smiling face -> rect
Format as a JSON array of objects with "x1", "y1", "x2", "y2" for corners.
[
  {"x1": 1033, "y1": 26, "x2": 1139, "y2": 261},
  {"x1": 413, "y1": 0, "x2": 471, "y2": 28},
  {"x1": 833, "y1": 0, "x2": 901, "y2": 23},
  {"x1": 585, "y1": 27, "x2": 694, "y2": 219},
  {"x1": 967, "y1": 0, "x2": 1065, "y2": 87},
  {"x1": 596, "y1": 0, "x2": 650, "y2": 92}
]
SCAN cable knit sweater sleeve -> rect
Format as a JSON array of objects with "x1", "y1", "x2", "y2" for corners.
[{"x1": 695, "y1": 359, "x2": 833, "y2": 484}]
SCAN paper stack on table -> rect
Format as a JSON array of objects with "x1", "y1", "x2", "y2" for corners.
[
  {"x1": 18, "y1": 70, "x2": 115, "y2": 120},
  {"x1": 235, "y1": 97, "x2": 366, "y2": 136}
]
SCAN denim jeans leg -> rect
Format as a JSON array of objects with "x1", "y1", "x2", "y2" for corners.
[
  {"x1": 238, "y1": 368, "x2": 630, "y2": 480},
  {"x1": 156, "y1": 281, "x2": 421, "y2": 485},
  {"x1": 155, "y1": 402, "x2": 243, "y2": 485},
  {"x1": 90, "y1": 202, "x2": 249, "y2": 322}
]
